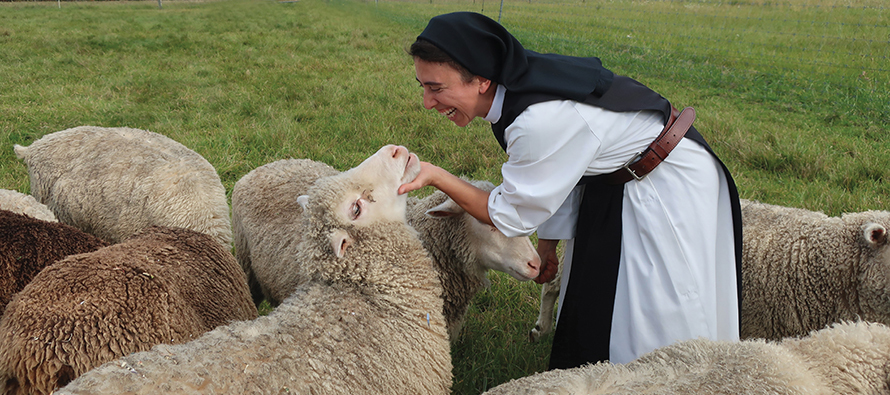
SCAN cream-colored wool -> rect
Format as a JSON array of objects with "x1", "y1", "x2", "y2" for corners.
[
  {"x1": 406, "y1": 182, "x2": 539, "y2": 341},
  {"x1": 232, "y1": 158, "x2": 539, "y2": 341},
  {"x1": 14, "y1": 126, "x2": 232, "y2": 249},
  {"x1": 740, "y1": 199, "x2": 890, "y2": 340},
  {"x1": 0, "y1": 226, "x2": 257, "y2": 395},
  {"x1": 232, "y1": 158, "x2": 339, "y2": 305},
  {"x1": 484, "y1": 321, "x2": 890, "y2": 395},
  {"x1": 56, "y1": 145, "x2": 453, "y2": 395},
  {"x1": 0, "y1": 188, "x2": 56, "y2": 222},
  {"x1": 0, "y1": 209, "x2": 107, "y2": 312}
]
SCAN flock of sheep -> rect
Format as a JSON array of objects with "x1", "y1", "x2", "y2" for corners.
[{"x1": 1, "y1": 125, "x2": 890, "y2": 394}]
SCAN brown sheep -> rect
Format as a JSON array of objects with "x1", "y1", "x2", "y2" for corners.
[
  {"x1": 0, "y1": 209, "x2": 107, "y2": 312},
  {"x1": 0, "y1": 226, "x2": 257, "y2": 395}
]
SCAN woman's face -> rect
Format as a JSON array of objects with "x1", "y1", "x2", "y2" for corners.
[{"x1": 414, "y1": 59, "x2": 492, "y2": 127}]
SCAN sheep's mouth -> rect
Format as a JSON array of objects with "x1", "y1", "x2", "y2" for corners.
[
  {"x1": 402, "y1": 153, "x2": 421, "y2": 183},
  {"x1": 508, "y1": 267, "x2": 538, "y2": 281}
]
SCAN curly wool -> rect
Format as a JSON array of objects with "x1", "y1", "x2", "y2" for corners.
[
  {"x1": 0, "y1": 189, "x2": 56, "y2": 222},
  {"x1": 233, "y1": 159, "x2": 535, "y2": 342},
  {"x1": 0, "y1": 209, "x2": 107, "y2": 312},
  {"x1": 232, "y1": 158, "x2": 339, "y2": 305},
  {"x1": 405, "y1": 182, "x2": 493, "y2": 341},
  {"x1": 14, "y1": 126, "x2": 232, "y2": 249},
  {"x1": 740, "y1": 199, "x2": 890, "y2": 340},
  {"x1": 484, "y1": 321, "x2": 890, "y2": 395},
  {"x1": 0, "y1": 226, "x2": 257, "y2": 395},
  {"x1": 57, "y1": 168, "x2": 452, "y2": 395}
]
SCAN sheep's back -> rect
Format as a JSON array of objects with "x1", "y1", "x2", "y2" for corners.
[
  {"x1": 740, "y1": 200, "x2": 890, "y2": 339},
  {"x1": 0, "y1": 189, "x2": 57, "y2": 222},
  {"x1": 0, "y1": 226, "x2": 256, "y2": 395},
  {"x1": 14, "y1": 126, "x2": 232, "y2": 248},
  {"x1": 0, "y1": 209, "x2": 107, "y2": 312},
  {"x1": 232, "y1": 158, "x2": 339, "y2": 306},
  {"x1": 58, "y1": 280, "x2": 451, "y2": 395},
  {"x1": 779, "y1": 321, "x2": 890, "y2": 394},
  {"x1": 483, "y1": 338, "x2": 827, "y2": 395}
]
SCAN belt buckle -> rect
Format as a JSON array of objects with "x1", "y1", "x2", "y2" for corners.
[{"x1": 621, "y1": 151, "x2": 646, "y2": 181}]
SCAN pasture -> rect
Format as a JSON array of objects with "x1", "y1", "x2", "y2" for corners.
[{"x1": 0, "y1": 0, "x2": 886, "y2": 393}]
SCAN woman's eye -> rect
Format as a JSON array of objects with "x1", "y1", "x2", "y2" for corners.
[{"x1": 351, "y1": 201, "x2": 361, "y2": 219}]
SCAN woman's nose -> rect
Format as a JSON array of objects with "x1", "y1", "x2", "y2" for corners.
[{"x1": 422, "y1": 91, "x2": 437, "y2": 110}]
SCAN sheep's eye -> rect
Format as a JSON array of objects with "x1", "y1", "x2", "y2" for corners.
[{"x1": 351, "y1": 201, "x2": 361, "y2": 219}]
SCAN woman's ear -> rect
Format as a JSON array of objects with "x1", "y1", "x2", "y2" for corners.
[{"x1": 477, "y1": 76, "x2": 492, "y2": 94}]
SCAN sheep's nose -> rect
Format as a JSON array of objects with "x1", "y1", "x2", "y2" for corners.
[
  {"x1": 391, "y1": 145, "x2": 408, "y2": 159},
  {"x1": 527, "y1": 255, "x2": 541, "y2": 276}
]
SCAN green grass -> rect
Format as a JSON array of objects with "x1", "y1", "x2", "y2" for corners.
[{"x1": 0, "y1": 0, "x2": 887, "y2": 393}]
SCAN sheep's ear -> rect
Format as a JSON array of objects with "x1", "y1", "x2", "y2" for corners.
[
  {"x1": 426, "y1": 199, "x2": 464, "y2": 218},
  {"x1": 863, "y1": 223, "x2": 888, "y2": 247},
  {"x1": 297, "y1": 195, "x2": 310, "y2": 210},
  {"x1": 330, "y1": 229, "x2": 353, "y2": 258}
]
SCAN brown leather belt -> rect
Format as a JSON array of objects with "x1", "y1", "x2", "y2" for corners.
[{"x1": 601, "y1": 106, "x2": 696, "y2": 185}]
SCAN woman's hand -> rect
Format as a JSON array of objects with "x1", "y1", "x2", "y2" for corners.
[
  {"x1": 535, "y1": 239, "x2": 561, "y2": 284},
  {"x1": 399, "y1": 160, "x2": 495, "y2": 227},
  {"x1": 398, "y1": 161, "x2": 441, "y2": 195}
]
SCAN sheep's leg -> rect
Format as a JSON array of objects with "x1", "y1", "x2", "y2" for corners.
[{"x1": 529, "y1": 277, "x2": 560, "y2": 342}]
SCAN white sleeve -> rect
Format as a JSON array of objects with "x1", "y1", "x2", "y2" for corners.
[
  {"x1": 535, "y1": 185, "x2": 583, "y2": 240},
  {"x1": 488, "y1": 100, "x2": 600, "y2": 238}
]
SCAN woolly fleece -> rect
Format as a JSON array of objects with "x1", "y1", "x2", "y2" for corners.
[
  {"x1": 14, "y1": 126, "x2": 232, "y2": 248},
  {"x1": 740, "y1": 199, "x2": 890, "y2": 340},
  {"x1": 57, "y1": 147, "x2": 452, "y2": 395},
  {"x1": 484, "y1": 321, "x2": 890, "y2": 395},
  {"x1": 0, "y1": 209, "x2": 107, "y2": 312},
  {"x1": 0, "y1": 189, "x2": 56, "y2": 222},
  {"x1": 0, "y1": 226, "x2": 257, "y2": 395},
  {"x1": 232, "y1": 158, "x2": 537, "y2": 341}
]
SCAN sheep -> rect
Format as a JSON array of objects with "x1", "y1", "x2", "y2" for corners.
[
  {"x1": 484, "y1": 320, "x2": 890, "y2": 395},
  {"x1": 0, "y1": 226, "x2": 258, "y2": 395},
  {"x1": 232, "y1": 158, "x2": 540, "y2": 341},
  {"x1": 0, "y1": 209, "x2": 108, "y2": 312},
  {"x1": 14, "y1": 125, "x2": 232, "y2": 249},
  {"x1": 0, "y1": 188, "x2": 57, "y2": 222},
  {"x1": 739, "y1": 198, "x2": 890, "y2": 340},
  {"x1": 55, "y1": 144, "x2": 453, "y2": 395}
]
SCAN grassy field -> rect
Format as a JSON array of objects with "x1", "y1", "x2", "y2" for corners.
[{"x1": 0, "y1": 0, "x2": 887, "y2": 393}]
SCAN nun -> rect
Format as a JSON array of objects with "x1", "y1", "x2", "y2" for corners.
[{"x1": 398, "y1": 11, "x2": 742, "y2": 369}]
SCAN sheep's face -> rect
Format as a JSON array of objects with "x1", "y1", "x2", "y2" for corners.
[
  {"x1": 424, "y1": 185, "x2": 540, "y2": 281},
  {"x1": 299, "y1": 145, "x2": 420, "y2": 257},
  {"x1": 857, "y1": 220, "x2": 890, "y2": 318},
  {"x1": 333, "y1": 145, "x2": 419, "y2": 227}
]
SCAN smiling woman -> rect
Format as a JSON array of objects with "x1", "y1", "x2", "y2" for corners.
[
  {"x1": 412, "y1": 40, "x2": 493, "y2": 128},
  {"x1": 399, "y1": 11, "x2": 744, "y2": 371}
]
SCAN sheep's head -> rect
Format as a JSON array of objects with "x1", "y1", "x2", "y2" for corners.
[
  {"x1": 298, "y1": 145, "x2": 420, "y2": 259},
  {"x1": 855, "y1": 217, "x2": 890, "y2": 322},
  {"x1": 423, "y1": 180, "x2": 540, "y2": 281}
]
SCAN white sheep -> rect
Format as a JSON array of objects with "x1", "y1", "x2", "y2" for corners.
[
  {"x1": 14, "y1": 125, "x2": 232, "y2": 249},
  {"x1": 484, "y1": 320, "x2": 890, "y2": 394},
  {"x1": 0, "y1": 226, "x2": 258, "y2": 395},
  {"x1": 0, "y1": 188, "x2": 56, "y2": 222},
  {"x1": 56, "y1": 145, "x2": 453, "y2": 395},
  {"x1": 739, "y1": 198, "x2": 890, "y2": 340},
  {"x1": 232, "y1": 158, "x2": 540, "y2": 341}
]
